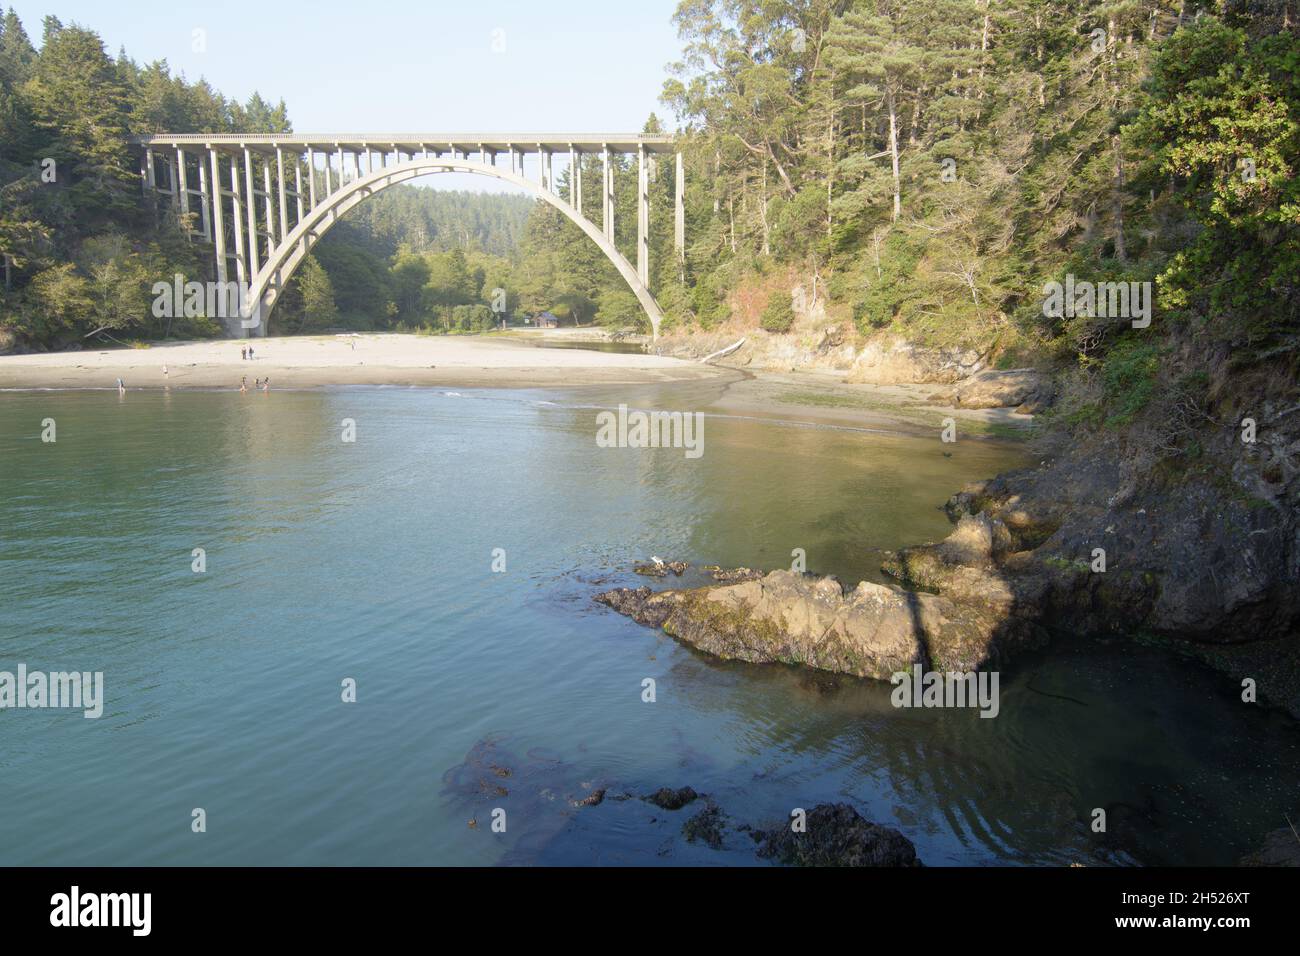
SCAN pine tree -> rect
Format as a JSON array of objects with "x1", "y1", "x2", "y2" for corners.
[{"x1": 297, "y1": 254, "x2": 339, "y2": 331}]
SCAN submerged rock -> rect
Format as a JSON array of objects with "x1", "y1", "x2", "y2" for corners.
[
  {"x1": 682, "y1": 803, "x2": 727, "y2": 849},
  {"x1": 1239, "y1": 827, "x2": 1300, "y2": 866},
  {"x1": 644, "y1": 786, "x2": 700, "y2": 810},
  {"x1": 634, "y1": 559, "x2": 689, "y2": 578},
  {"x1": 753, "y1": 803, "x2": 921, "y2": 867},
  {"x1": 704, "y1": 565, "x2": 765, "y2": 584}
]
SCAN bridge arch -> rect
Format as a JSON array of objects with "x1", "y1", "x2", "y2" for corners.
[{"x1": 247, "y1": 156, "x2": 665, "y2": 339}]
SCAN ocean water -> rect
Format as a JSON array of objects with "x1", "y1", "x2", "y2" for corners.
[{"x1": 0, "y1": 386, "x2": 1295, "y2": 865}]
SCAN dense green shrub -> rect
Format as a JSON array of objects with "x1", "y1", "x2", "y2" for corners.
[{"x1": 760, "y1": 294, "x2": 794, "y2": 333}]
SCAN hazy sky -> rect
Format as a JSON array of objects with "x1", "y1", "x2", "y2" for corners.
[{"x1": 8, "y1": 1, "x2": 685, "y2": 133}]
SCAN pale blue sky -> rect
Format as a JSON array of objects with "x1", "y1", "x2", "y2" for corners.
[{"x1": 9, "y1": 1, "x2": 684, "y2": 135}]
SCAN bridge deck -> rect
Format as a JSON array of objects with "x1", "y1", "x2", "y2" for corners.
[{"x1": 131, "y1": 133, "x2": 677, "y2": 153}]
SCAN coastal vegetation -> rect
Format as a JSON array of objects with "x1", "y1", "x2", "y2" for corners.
[{"x1": 3, "y1": 4, "x2": 1295, "y2": 438}]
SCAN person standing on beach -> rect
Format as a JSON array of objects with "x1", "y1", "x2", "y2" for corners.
[
  {"x1": 241, "y1": 346, "x2": 247, "y2": 360},
  {"x1": 248, "y1": 345, "x2": 255, "y2": 360},
  {"x1": 240, "y1": 376, "x2": 247, "y2": 393}
]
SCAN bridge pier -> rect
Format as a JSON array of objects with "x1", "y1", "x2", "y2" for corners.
[
  {"x1": 637, "y1": 143, "x2": 649, "y2": 287},
  {"x1": 602, "y1": 145, "x2": 614, "y2": 241}
]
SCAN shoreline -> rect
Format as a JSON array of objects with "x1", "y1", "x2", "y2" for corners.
[
  {"x1": 0, "y1": 332, "x2": 722, "y2": 391},
  {"x1": 0, "y1": 332, "x2": 1038, "y2": 441}
]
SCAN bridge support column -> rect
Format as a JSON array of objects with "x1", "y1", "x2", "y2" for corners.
[
  {"x1": 675, "y1": 151, "x2": 685, "y2": 270},
  {"x1": 230, "y1": 152, "x2": 248, "y2": 297},
  {"x1": 208, "y1": 148, "x2": 228, "y2": 288},
  {"x1": 574, "y1": 149, "x2": 583, "y2": 213},
  {"x1": 637, "y1": 144, "x2": 649, "y2": 287},
  {"x1": 175, "y1": 149, "x2": 191, "y2": 233},
  {"x1": 568, "y1": 144, "x2": 577, "y2": 208},
  {"x1": 263, "y1": 161, "x2": 276, "y2": 246},
  {"x1": 260, "y1": 161, "x2": 275, "y2": 335},
  {"x1": 164, "y1": 154, "x2": 178, "y2": 215},
  {"x1": 243, "y1": 148, "x2": 259, "y2": 277},
  {"x1": 602, "y1": 146, "x2": 613, "y2": 241},
  {"x1": 197, "y1": 149, "x2": 212, "y2": 241},
  {"x1": 277, "y1": 148, "x2": 289, "y2": 243},
  {"x1": 307, "y1": 149, "x2": 317, "y2": 209}
]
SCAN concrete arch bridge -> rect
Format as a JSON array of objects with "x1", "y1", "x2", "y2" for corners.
[{"x1": 132, "y1": 133, "x2": 683, "y2": 339}]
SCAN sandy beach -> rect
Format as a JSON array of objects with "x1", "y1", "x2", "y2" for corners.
[
  {"x1": 0, "y1": 333, "x2": 724, "y2": 390},
  {"x1": 0, "y1": 331, "x2": 1036, "y2": 441}
]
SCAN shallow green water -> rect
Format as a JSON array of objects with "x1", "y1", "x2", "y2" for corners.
[{"x1": 0, "y1": 386, "x2": 1295, "y2": 865}]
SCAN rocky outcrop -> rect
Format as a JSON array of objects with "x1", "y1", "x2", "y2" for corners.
[
  {"x1": 752, "y1": 803, "x2": 922, "y2": 867},
  {"x1": 596, "y1": 375, "x2": 1298, "y2": 714},
  {"x1": 930, "y1": 452, "x2": 1298, "y2": 644},
  {"x1": 846, "y1": 337, "x2": 985, "y2": 385},
  {"x1": 596, "y1": 567, "x2": 1042, "y2": 676},
  {"x1": 951, "y1": 368, "x2": 1053, "y2": 410},
  {"x1": 654, "y1": 326, "x2": 990, "y2": 383},
  {"x1": 884, "y1": 409, "x2": 1300, "y2": 713}
]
